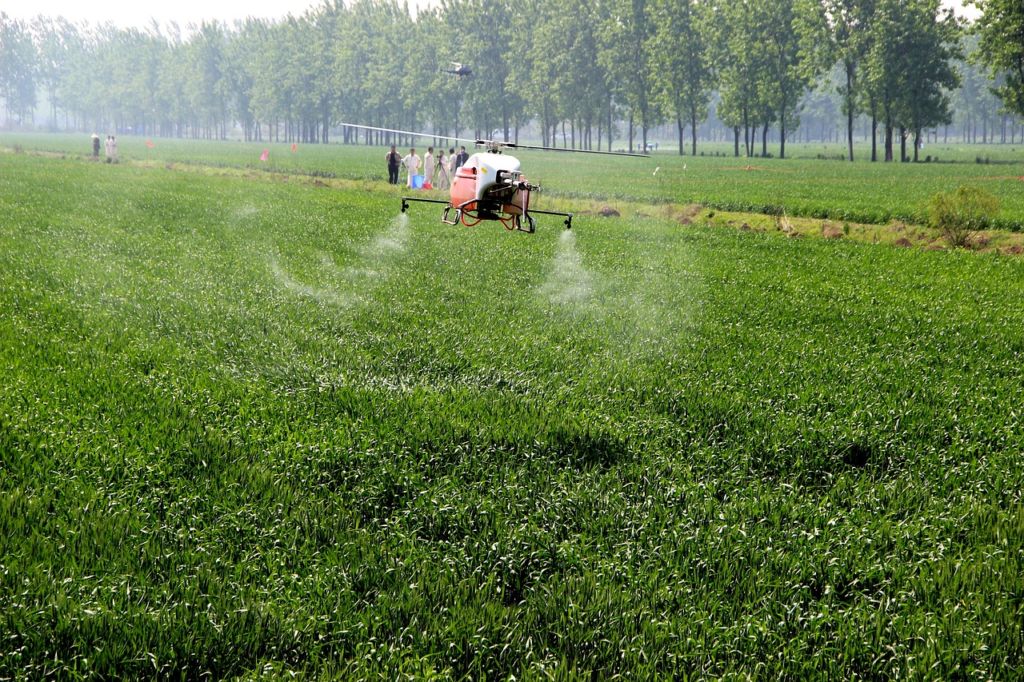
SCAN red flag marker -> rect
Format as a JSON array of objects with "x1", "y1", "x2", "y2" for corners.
[
  {"x1": 260, "y1": 149, "x2": 269, "y2": 162},
  {"x1": 290, "y1": 143, "x2": 297, "y2": 153},
  {"x1": 145, "y1": 139, "x2": 155, "y2": 149}
]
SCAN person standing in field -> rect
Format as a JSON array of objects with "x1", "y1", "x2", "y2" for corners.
[
  {"x1": 91, "y1": 133, "x2": 100, "y2": 159},
  {"x1": 448, "y1": 147, "x2": 457, "y2": 177},
  {"x1": 454, "y1": 145, "x2": 469, "y2": 170},
  {"x1": 401, "y1": 147, "x2": 421, "y2": 187},
  {"x1": 435, "y1": 148, "x2": 450, "y2": 189},
  {"x1": 104, "y1": 135, "x2": 113, "y2": 163},
  {"x1": 385, "y1": 144, "x2": 401, "y2": 185},
  {"x1": 110, "y1": 136, "x2": 118, "y2": 163},
  {"x1": 423, "y1": 147, "x2": 435, "y2": 189}
]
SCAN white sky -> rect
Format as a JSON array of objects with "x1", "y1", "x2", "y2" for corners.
[
  {"x1": 3, "y1": 0, "x2": 977, "y2": 30},
  {"x1": 2, "y1": 0, "x2": 440, "y2": 29}
]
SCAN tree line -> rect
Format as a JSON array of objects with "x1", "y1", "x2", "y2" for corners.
[{"x1": 1, "y1": 0, "x2": 1022, "y2": 161}]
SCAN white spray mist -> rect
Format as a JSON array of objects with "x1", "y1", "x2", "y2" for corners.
[
  {"x1": 268, "y1": 254, "x2": 349, "y2": 306},
  {"x1": 541, "y1": 229, "x2": 594, "y2": 306}
]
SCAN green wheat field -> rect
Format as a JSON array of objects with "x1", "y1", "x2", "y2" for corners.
[{"x1": 1, "y1": 138, "x2": 1023, "y2": 678}]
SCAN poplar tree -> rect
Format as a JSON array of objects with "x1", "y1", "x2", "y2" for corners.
[
  {"x1": 973, "y1": 0, "x2": 1024, "y2": 119},
  {"x1": 652, "y1": 0, "x2": 713, "y2": 155}
]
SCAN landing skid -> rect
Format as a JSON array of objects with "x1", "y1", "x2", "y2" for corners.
[
  {"x1": 401, "y1": 197, "x2": 450, "y2": 213},
  {"x1": 529, "y1": 209, "x2": 574, "y2": 230},
  {"x1": 401, "y1": 197, "x2": 573, "y2": 232}
]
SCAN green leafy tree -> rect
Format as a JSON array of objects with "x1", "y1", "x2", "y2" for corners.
[
  {"x1": 0, "y1": 13, "x2": 38, "y2": 125},
  {"x1": 442, "y1": 0, "x2": 519, "y2": 141},
  {"x1": 713, "y1": 0, "x2": 771, "y2": 157},
  {"x1": 652, "y1": 0, "x2": 714, "y2": 155},
  {"x1": 401, "y1": 8, "x2": 448, "y2": 143},
  {"x1": 955, "y1": 35, "x2": 1006, "y2": 143},
  {"x1": 864, "y1": 0, "x2": 957, "y2": 162},
  {"x1": 186, "y1": 22, "x2": 229, "y2": 138},
  {"x1": 156, "y1": 30, "x2": 192, "y2": 137},
  {"x1": 764, "y1": 0, "x2": 812, "y2": 157},
  {"x1": 798, "y1": 0, "x2": 876, "y2": 160},
  {"x1": 600, "y1": 0, "x2": 659, "y2": 152},
  {"x1": 899, "y1": 0, "x2": 960, "y2": 160},
  {"x1": 520, "y1": 0, "x2": 568, "y2": 147},
  {"x1": 558, "y1": 0, "x2": 607, "y2": 149},
  {"x1": 30, "y1": 17, "x2": 81, "y2": 129},
  {"x1": 972, "y1": 0, "x2": 1024, "y2": 118},
  {"x1": 223, "y1": 20, "x2": 258, "y2": 141}
]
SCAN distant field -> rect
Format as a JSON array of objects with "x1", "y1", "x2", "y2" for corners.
[
  {"x1": 3, "y1": 132, "x2": 1024, "y2": 229},
  {"x1": 2, "y1": 151, "x2": 1023, "y2": 677}
]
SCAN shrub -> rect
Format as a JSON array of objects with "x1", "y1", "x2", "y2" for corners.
[{"x1": 927, "y1": 186, "x2": 1000, "y2": 248}]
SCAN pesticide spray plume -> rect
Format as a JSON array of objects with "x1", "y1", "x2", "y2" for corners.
[
  {"x1": 268, "y1": 254, "x2": 350, "y2": 307},
  {"x1": 540, "y1": 229, "x2": 594, "y2": 306},
  {"x1": 268, "y1": 213, "x2": 411, "y2": 304},
  {"x1": 367, "y1": 212, "x2": 409, "y2": 255}
]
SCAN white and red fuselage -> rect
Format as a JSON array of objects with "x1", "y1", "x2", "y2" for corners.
[
  {"x1": 449, "y1": 152, "x2": 531, "y2": 225},
  {"x1": 400, "y1": 147, "x2": 573, "y2": 231}
]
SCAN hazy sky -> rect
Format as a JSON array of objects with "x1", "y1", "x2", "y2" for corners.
[
  {"x1": 4, "y1": 0, "x2": 978, "y2": 30},
  {"x1": 4, "y1": 0, "x2": 439, "y2": 29}
]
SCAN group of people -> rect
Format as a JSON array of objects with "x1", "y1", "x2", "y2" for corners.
[
  {"x1": 91, "y1": 133, "x2": 118, "y2": 163},
  {"x1": 386, "y1": 144, "x2": 470, "y2": 189}
]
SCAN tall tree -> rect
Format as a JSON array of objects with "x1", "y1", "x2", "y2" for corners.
[
  {"x1": 223, "y1": 20, "x2": 258, "y2": 141},
  {"x1": 863, "y1": 0, "x2": 911, "y2": 161},
  {"x1": 30, "y1": 17, "x2": 80, "y2": 128},
  {"x1": 559, "y1": 0, "x2": 607, "y2": 149},
  {"x1": 899, "y1": 0, "x2": 960, "y2": 160},
  {"x1": 864, "y1": 0, "x2": 959, "y2": 162},
  {"x1": 186, "y1": 22, "x2": 228, "y2": 139},
  {"x1": 799, "y1": 0, "x2": 876, "y2": 160},
  {"x1": 713, "y1": 0, "x2": 770, "y2": 157},
  {"x1": 764, "y1": 0, "x2": 813, "y2": 158},
  {"x1": 521, "y1": 1, "x2": 571, "y2": 147},
  {"x1": 652, "y1": 0, "x2": 714, "y2": 155},
  {"x1": 956, "y1": 35, "x2": 1005, "y2": 142},
  {"x1": 443, "y1": 0, "x2": 519, "y2": 141},
  {"x1": 0, "y1": 13, "x2": 38, "y2": 124},
  {"x1": 600, "y1": 0, "x2": 658, "y2": 152},
  {"x1": 972, "y1": 0, "x2": 1024, "y2": 118}
]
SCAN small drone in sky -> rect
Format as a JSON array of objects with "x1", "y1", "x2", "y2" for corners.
[{"x1": 443, "y1": 62, "x2": 473, "y2": 77}]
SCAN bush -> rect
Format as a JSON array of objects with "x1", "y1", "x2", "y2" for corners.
[{"x1": 927, "y1": 186, "x2": 1000, "y2": 248}]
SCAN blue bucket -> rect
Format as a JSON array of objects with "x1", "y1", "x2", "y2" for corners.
[{"x1": 412, "y1": 174, "x2": 425, "y2": 189}]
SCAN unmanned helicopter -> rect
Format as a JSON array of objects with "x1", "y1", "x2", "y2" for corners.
[
  {"x1": 443, "y1": 62, "x2": 473, "y2": 77},
  {"x1": 340, "y1": 123, "x2": 648, "y2": 234}
]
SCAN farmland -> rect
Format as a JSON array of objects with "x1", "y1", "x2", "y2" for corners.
[
  {"x1": 2, "y1": 146, "x2": 1024, "y2": 678},
  {"x1": 4, "y1": 132, "x2": 1024, "y2": 229}
]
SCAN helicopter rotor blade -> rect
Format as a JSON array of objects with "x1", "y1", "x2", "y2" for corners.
[
  {"x1": 338, "y1": 122, "x2": 477, "y2": 145},
  {"x1": 338, "y1": 123, "x2": 649, "y2": 158},
  {"x1": 474, "y1": 140, "x2": 649, "y2": 158}
]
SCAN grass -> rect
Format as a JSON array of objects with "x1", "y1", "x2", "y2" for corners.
[
  {"x1": 3, "y1": 132, "x2": 1024, "y2": 229},
  {"x1": 2, "y1": 150, "x2": 1024, "y2": 678}
]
